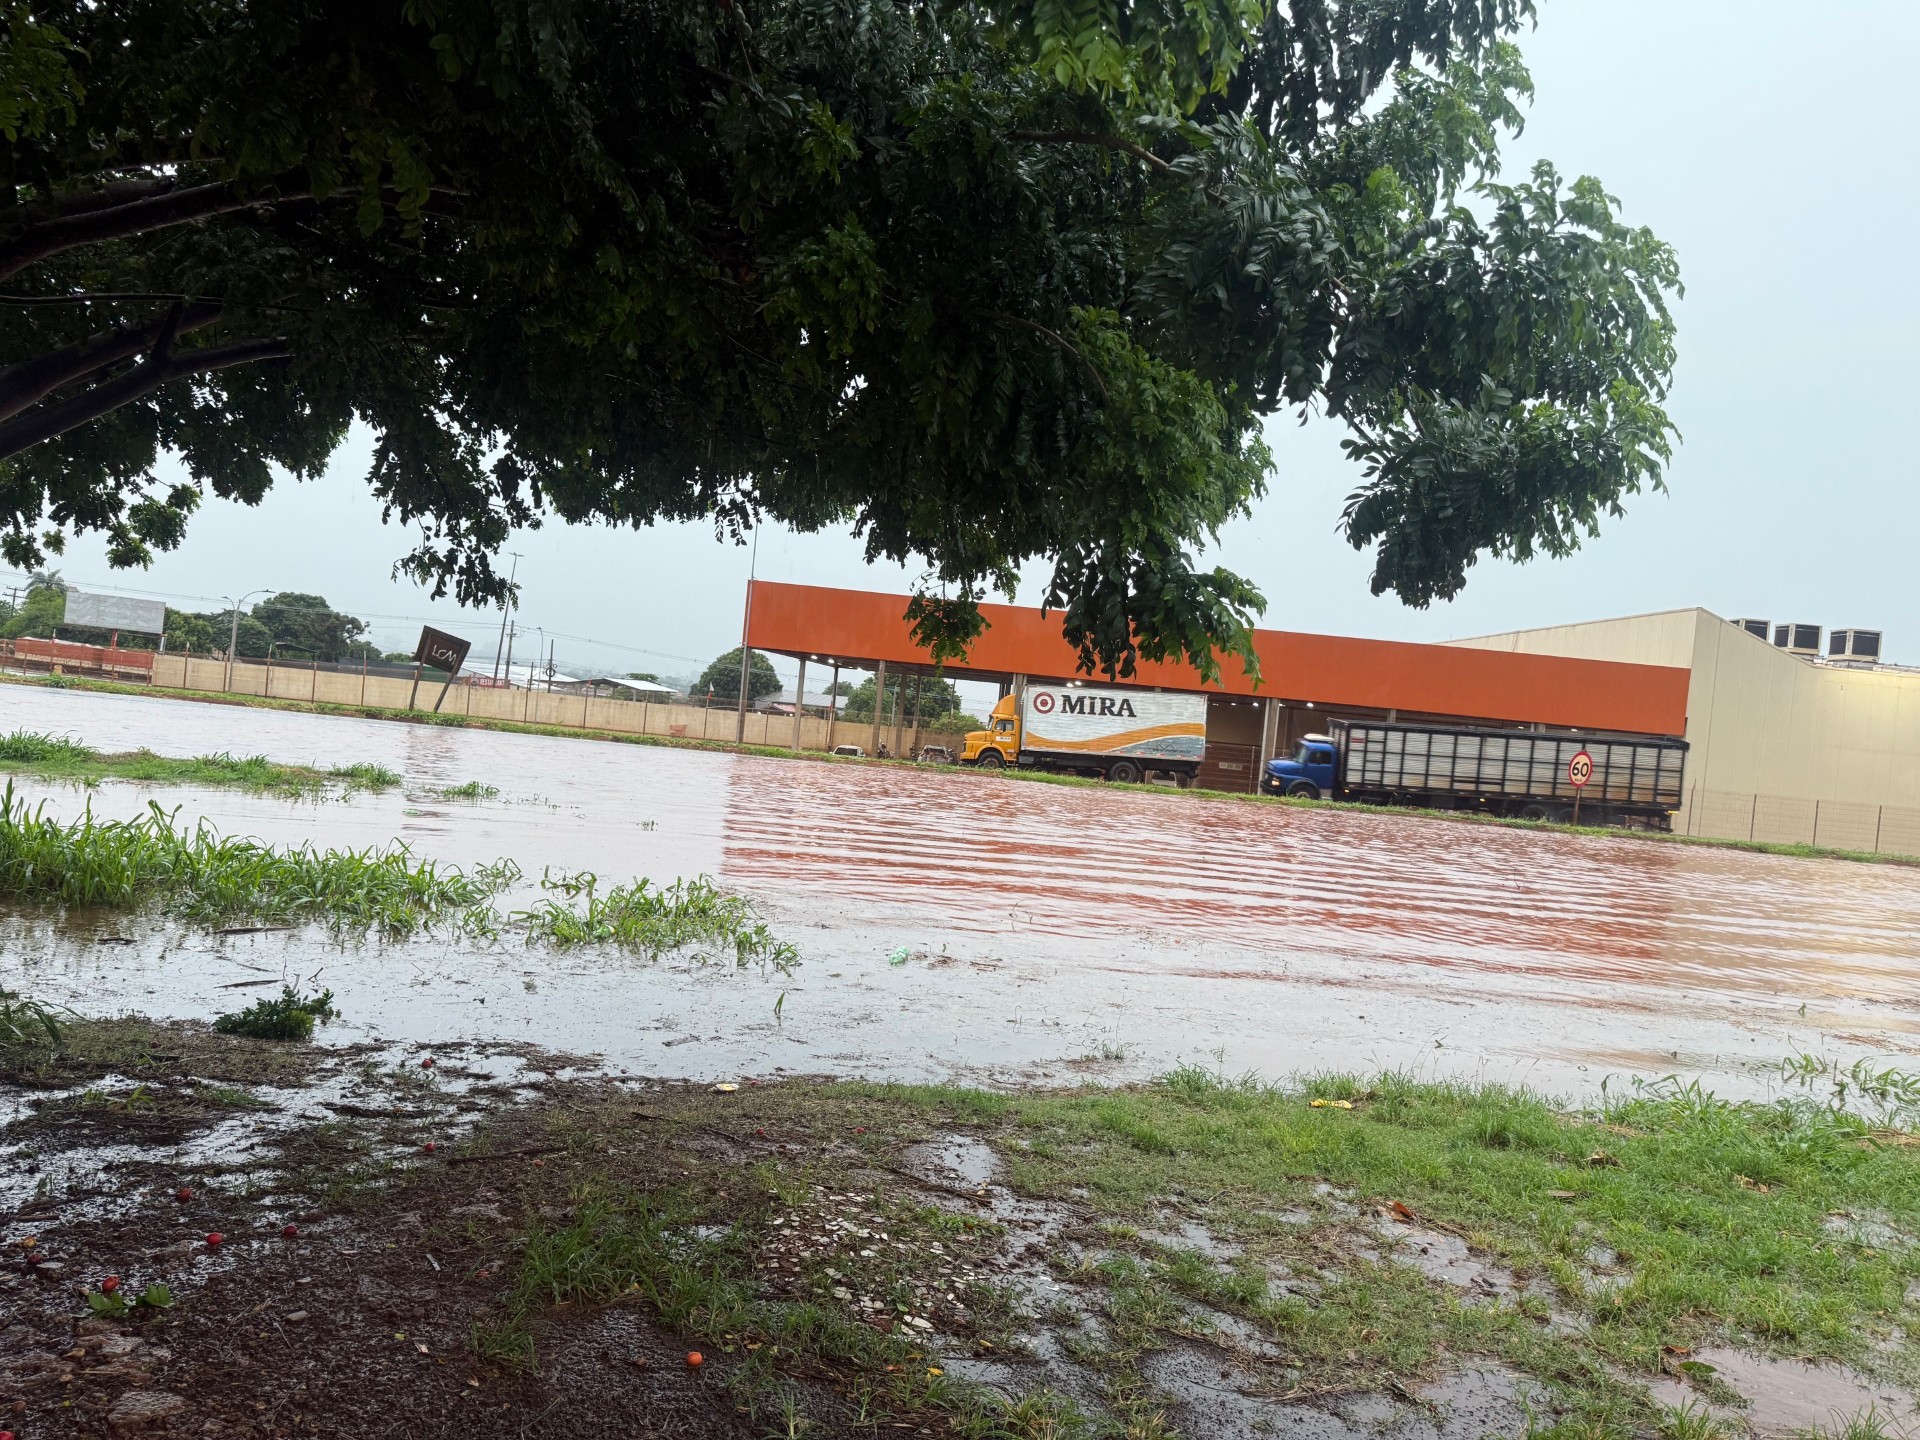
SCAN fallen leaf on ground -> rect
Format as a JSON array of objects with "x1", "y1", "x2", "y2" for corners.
[{"x1": 1309, "y1": 1098, "x2": 1355, "y2": 1110}]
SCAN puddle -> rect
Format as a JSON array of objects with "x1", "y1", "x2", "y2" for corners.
[
  {"x1": 1372, "y1": 1217, "x2": 1515, "y2": 1299},
  {"x1": 899, "y1": 1135, "x2": 998, "y2": 1190},
  {"x1": 1139, "y1": 1346, "x2": 1547, "y2": 1440},
  {"x1": 1653, "y1": 1347, "x2": 1920, "y2": 1437}
]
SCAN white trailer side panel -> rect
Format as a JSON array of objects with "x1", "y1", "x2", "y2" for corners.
[{"x1": 1021, "y1": 686, "x2": 1207, "y2": 760}]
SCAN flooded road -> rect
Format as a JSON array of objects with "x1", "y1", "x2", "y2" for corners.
[{"x1": 3, "y1": 682, "x2": 1917, "y2": 1098}]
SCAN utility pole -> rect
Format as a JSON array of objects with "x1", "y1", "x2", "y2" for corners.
[
  {"x1": 489, "y1": 551, "x2": 522, "y2": 683},
  {"x1": 501, "y1": 619, "x2": 518, "y2": 688},
  {"x1": 223, "y1": 589, "x2": 269, "y2": 693},
  {"x1": 734, "y1": 522, "x2": 760, "y2": 744}
]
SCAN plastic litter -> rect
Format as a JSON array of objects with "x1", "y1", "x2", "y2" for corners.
[{"x1": 888, "y1": 947, "x2": 909, "y2": 966}]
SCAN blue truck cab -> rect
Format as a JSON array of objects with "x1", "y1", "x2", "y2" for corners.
[{"x1": 1263, "y1": 733, "x2": 1338, "y2": 799}]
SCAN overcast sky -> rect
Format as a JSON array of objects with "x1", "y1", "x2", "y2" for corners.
[{"x1": 12, "y1": 0, "x2": 1918, "y2": 685}]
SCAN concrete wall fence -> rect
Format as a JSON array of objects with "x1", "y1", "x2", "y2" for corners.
[{"x1": 147, "y1": 654, "x2": 965, "y2": 758}]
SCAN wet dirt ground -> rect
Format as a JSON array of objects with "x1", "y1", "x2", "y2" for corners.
[{"x1": 4, "y1": 682, "x2": 1918, "y2": 1102}]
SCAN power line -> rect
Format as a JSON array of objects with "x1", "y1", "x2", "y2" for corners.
[{"x1": 0, "y1": 567, "x2": 711, "y2": 667}]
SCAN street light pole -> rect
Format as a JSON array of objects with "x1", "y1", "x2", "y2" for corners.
[
  {"x1": 489, "y1": 551, "x2": 522, "y2": 684},
  {"x1": 734, "y1": 522, "x2": 759, "y2": 744},
  {"x1": 222, "y1": 589, "x2": 271, "y2": 693}
]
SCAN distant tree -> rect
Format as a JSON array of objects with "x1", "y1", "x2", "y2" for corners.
[
  {"x1": 625, "y1": 671, "x2": 660, "y2": 683},
  {"x1": 24, "y1": 569, "x2": 67, "y2": 594},
  {"x1": 1, "y1": 584, "x2": 64, "y2": 638},
  {"x1": 163, "y1": 609, "x2": 216, "y2": 653},
  {"x1": 250, "y1": 592, "x2": 370, "y2": 662},
  {"x1": 381, "y1": 651, "x2": 415, "y2": 663},
  {"x1": 841, "y1": 673, "x2": 963, "y2": 723},
  {"x1": 696, "y1": 649, "x2": 782, "y2": 706}
]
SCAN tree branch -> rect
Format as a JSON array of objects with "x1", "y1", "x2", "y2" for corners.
[
  {"x1": 1008, "y1": 130, "x2": 1172, "y2": 174},
  {"x1": 976, "y1": 309, "x2": 1110, "y2": 403},
  {"x1": 0, "y1": 180, "x2": 311, "y2": 283},
  {"x1": 0, "y1": 333, "x2": 291, "y2": 461},
  {"x1": 0, "y1": 302, "x2": 223, "y2": 423}
]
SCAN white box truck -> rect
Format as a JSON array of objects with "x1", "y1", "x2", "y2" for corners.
[{"x1": 959, "y1": 684, "x2": 1208, "y2": 785}]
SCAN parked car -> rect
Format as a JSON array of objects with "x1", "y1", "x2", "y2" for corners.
[
  {"x1": 831, "y1": 744, "x2": 865, "y2": 757},
  {"x1": 917, "y1": 745, "x2": 955, "y2": 764}
]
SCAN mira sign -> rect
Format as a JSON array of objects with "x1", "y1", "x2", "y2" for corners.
[{"x1": 1030, "y1": 690, "x2": 1138, "y2": 719}]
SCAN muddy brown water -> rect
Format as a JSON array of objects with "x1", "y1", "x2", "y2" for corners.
[{"x1": 3, "y1": 683, "x2": 1919, "y2": 1096}]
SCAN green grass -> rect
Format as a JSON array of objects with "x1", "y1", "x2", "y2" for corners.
[
  {"x1": 0, "y1": 784, "x2": 796, "y2": 959},
  {"x1": 510, "y1": 869, "x2": 800, "y2": 968},
  {"x1": 0, "y1": 728, "x2": 402, "y2": 794},
  {"x1": 451, "y1": 1068, "x2": 1920, "y2": 1438},
  {"x1": 431, "y1": 779, "x2": 499, "y2": 800},
  {"x1": 212, "y1": 985, "x2": 338, "y2": 1041},
  {"x1": 975, "y1": 1068, "x2": 1920, "y2": 1393},
  {"x1": 0, "y1": 782, "x2": 497, "y2": 934},
  {"x1": 0, "y1": 987, "x2": 68, "y2": 1054}
]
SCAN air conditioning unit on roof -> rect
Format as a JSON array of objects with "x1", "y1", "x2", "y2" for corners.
[
  {"x1": 1773, "y1": 623, "x2": 1822, "y2": 656},
  {"x1": 1828, "y1": 628, "x2": 1883, "y2": 663},
  {"x1": 1729, "y1": 617, "x2": 1769, "y2": 640}
]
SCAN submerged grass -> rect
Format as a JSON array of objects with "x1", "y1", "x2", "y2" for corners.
[
  {"x1": 0, "y1": 785, "x2": 795, "y2": 958},
  {"x1": 0, "y1": 728, "x2": 401, "y2": 794},
  {"x1": 512, "y1": 869, "x2": 800, "y2": 968},
  {"x1": 0, "y1": 783, "x2": 495, "y2": 934}
]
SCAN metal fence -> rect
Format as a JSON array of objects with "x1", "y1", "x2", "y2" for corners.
[{"x1": 1674, "y1": 787, "x2": 1920, "y2": 856}]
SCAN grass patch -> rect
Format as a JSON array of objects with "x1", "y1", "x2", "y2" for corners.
[
  {"x1": 0, "y1": 782, "x2": 497, "y2": 933},
  {"x1": 0, "y1": 728, "x2": 403, "y2": 794},
  {"x1": 0, "y1": 786, "x2": 797, "y2": 961},
  {"x1": 511, "y1": 870, "x2": 800, "y2": 968},
  {"x1": 431, "y1": 779, "x2": 499, "y2": 800},
  {"x1": 0, "y1": 987, "x2": 68, "y2": 1055},
  {"x1": 213, "y1": 985, "x2": 338, "y2": 1041}
]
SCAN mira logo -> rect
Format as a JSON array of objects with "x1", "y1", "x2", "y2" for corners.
[{"x1": 1033, "y1": 690, "x2": 1136, "y2": 718}]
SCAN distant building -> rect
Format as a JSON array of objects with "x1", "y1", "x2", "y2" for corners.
[
  {"x1": 756, "y1": 687, "x2": 842, "y2": 715},
  {"x1": 554, "y1": 675, "x2": 680, "y2": 701}
]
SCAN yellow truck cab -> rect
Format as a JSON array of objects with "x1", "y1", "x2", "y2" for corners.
[{"x1": 960, "y1": 694, "x2": 1022, "y2": 768}]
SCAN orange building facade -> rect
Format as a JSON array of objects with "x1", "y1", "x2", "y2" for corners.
[{"x1": 744, "y1": 581, "x2": 1692, "y2": 745}]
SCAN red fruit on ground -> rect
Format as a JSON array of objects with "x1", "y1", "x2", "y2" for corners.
[
  {"x1": 421, "y1": 1057, "x2": 435, "y2": 1068},
  {"x1": 282, "y1": 1224, "x2": 299, "y2": 1238},
  {"x1": 205, "y1": 1232, "x2": 224, "y2": 1247},
  {"x1": 101, "y1": 1275, "x2": 120, "y2": 1293},
  {"x1": 423, "y1": 1142, "x2": 436, "y2": 1154},
  {"x1": 176, "y1": 1188, "x2": 192, "y2": 1202},
  {"x1": 755, "y1": 1128, "x2": 767, "y2": 1138},
  {"x1": 685, "y1": 1351, "x2": 704, "y2": 1368}
]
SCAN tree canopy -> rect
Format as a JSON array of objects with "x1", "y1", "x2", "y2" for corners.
[
  {"x1": 838, "y1": 672, "x2": 978, "y2": 730},
  {"x1": 0, "y1": 0, "x2": 1678, "y2": 679},
  {"x1": 697, "y1": 648, "x2": 784, "y2": 705}
]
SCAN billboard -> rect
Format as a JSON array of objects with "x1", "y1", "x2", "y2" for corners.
[
  {"x1": 62, "y1": 590, "x2": 167, "y2": 635},
  {"x1": 412, "y1": 625, "x2": 472, "y2": 676}
]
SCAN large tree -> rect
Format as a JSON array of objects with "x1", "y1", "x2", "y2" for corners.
[
  {"x1": 696, "y1": 648, "x2": 784, "y2": 706},
  {"x1": 0, "y1": 0, "x2": 1677, "y2": 678}
]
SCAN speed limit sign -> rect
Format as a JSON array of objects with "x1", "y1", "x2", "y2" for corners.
[{"x1": 1567, "y1": 750, "x2": 1594, "y2": 789}]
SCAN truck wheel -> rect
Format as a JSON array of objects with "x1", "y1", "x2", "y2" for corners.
[
  {"x1": 1108, "y1": 760, "x2": 1143, "y2": 784},
  {"x1": 1175, "y1": 771, "x2": 1194, "y2": 790},
  {"x1": 975, "y1": 752, "x2": 1004, "y2": 770},
  {"x1": 1519, "y1": 803, "x2": 1552, "y2": 821},
  {"x1": 1286, "y1": 781, "x2": 1321, "y2": 800}
]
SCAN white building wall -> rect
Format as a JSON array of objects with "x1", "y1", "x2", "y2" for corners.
[{"x1": 1446, "y1": 609, "x2": 1920, "y2": 851}]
